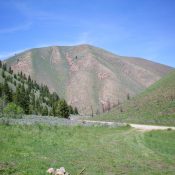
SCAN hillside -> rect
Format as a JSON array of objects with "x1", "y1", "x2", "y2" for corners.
[
  {"x1": 0, "y1": 63, "x2": 77, "y2": 117},
  {"x1": 5, "y1": 44, "x2": 173, "y2": 114},
  {"x1": 94, "y1": 70, "x2": 175, "y2": 126}
]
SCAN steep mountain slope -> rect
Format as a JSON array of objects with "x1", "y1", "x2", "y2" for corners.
[
  {"x1": 5, "y1": 44, "x2": 173, "y2": 114},
  {"x1": 0, "y1": 65, "x2": 76, "y2": 117},
  {"x1": 94, "y1": 70, "x2": 175, "y2": 126}
]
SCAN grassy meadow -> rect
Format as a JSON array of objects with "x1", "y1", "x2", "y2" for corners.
[{"x1": 0, "y1": 124, "x2": 175, "y2": 175}]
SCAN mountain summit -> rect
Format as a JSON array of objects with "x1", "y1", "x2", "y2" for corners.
[{"x1": 5, "y1": 44, "x2": 173, "y2": 114}]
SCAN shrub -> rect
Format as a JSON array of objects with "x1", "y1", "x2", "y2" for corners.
[
  {"x1": 1, "y1": 118, "x2": 10, "y2": 126},
  {"x1": 3, "y1": 102, "x2": 24, "y2": 118}
]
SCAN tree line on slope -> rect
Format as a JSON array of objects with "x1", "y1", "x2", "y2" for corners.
[{"x1": 0, "y1": 61, "x2": 78, "y2": 118}]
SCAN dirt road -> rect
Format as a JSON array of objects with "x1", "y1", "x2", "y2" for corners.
[
  {"x1": 129, "y1": 123, "x2": 175, "y2": 131},
  {"x1": 79, "y1": 120, "x2": 175, "y2": 131}
]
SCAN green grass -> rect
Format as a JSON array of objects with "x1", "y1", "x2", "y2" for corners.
[
  {"x1": 0, "y1": 124, "x2": 175, "y2": 175},
  {"x1": 94, "y1": 70, "x2": 175, "y2": 126}
]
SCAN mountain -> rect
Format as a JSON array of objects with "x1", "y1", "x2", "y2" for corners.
[
  {"x1": 5, "y1": 44, "x2": 173, "y2": 114},
  {"x1": 94, "y1": 70, "x2": 175, "y2": 126}
]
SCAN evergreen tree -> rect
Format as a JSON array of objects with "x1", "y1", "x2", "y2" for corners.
[
  {"x1": 15, "y1": 85, "x2": 21, "y2": 105},
  {"x1": 42, "y1": 106, "x2": 48, "y2": 116},
  {"x1": 35, "y1": 99, "x2": 40, "y2": 110},
  {"x1": 23, "y1": 92, "x2": 30, "y2": 114},
  {"x1": 20, "y1": 71, "x2": 23, "y2": 78},
  {"x1": 56, "y1": 99, "x2": 70, "y2": 118},
  {"x1": 68, "y1": 105, "x2": 74, "y2": 114},
  {"x1": 8, "y1": 66, "x2": 13, "y2": 74},
  {"x1": 14, "y1": 74, "x2": 17, "y2": 79},
  {"x1": 127, "y1": 93, "x2": 130, "y2": 100},
  {"x1": 28, "y1": 75, "x2": 31, "y2": 83},
  {"x1": 15, "y1": 85, "x2": 30, "y2": 114},
  {"x1": 2, "y1": 63, "x2": 7, "y2": 71},
  {"x1": 23, "y1": 73, "x2": 27, "y2": 80},
  {"x1": 0, "y1": 83, "x2": 2, "y2": 97},
  {"x1": 51, "y1": 102, "x2": 57, "y2": 116},
  {"x1": 31, "y1": 93, "x2": 35, "y2": 109},
  {"x1": 3, "y1": 81, "x2": 13, "y2": 103},
  {"x1": 2, "y1": 70, "x2": 5, "y2": 78},
  {"x1": 21, "y1": 85, "x2": 30, "y2": 114}
]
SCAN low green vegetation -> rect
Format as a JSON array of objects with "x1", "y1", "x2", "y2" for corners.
[
  {"x1": 94, "y1": 70, "x2": 175, "y2": 126},
  {"x1": 0, "y1": 124, "x2": 175, "y2": 175},
  {"x1": 0, "y1": 61, "x2": 78, "y2": 118},
  {"x1": 3, "y1": 102, "x2": 24, "y2": 118}
]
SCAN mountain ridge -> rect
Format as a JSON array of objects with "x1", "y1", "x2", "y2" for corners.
[{"x1": 4, "y1": 44, "x2": 173, "y2": 114}]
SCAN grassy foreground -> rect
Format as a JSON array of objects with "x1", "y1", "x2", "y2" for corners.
[{"x1": 0, "y1": 125, "x2": 175, "y2": 175}]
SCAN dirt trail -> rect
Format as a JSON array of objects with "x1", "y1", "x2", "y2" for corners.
[
  {"x1": 129, "y1": 123, "x2": 175, "y2": 131},
  {"x1": 79, "y1": 120, "x2": 175, "y2": 131}
]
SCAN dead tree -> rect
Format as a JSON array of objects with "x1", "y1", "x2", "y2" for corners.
[
  {"x1": 106, "y1": 100, "x2": 111, "y2": 112},
  {"x1": 101, "y1": 103, "x2": 105, "y2": 113},
  {"x1": 127, "y1": 93, "x2": 130, "y2": 100},
  {"x1": 90, "y1": 105, "x2": 93, "y2": 117}
]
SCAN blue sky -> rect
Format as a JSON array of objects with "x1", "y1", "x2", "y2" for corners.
[{"x1": 0, "y1": 0, "x2": 175, "y2": 67}]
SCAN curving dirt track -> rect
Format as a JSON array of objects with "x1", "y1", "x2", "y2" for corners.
[{"x1": 79, "y1": 120, "x2": 175, "y2": 131}]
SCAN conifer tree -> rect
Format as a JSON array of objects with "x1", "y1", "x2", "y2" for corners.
[
  {"x1": 14, "y1": 74, "x2": 17, "y2": 79},
  {"x1": 3, "y1": 81, "x2": 13, "y2": 103},
  {"x1": 8, "y1": 66, "x2": 13, "y2": 74},
  {"x1": 0, "y1": 83, "x2": 2, "y2": 97},
  {"x1": 2, "y1": 63, "x2": 7, "y2": 71},
  {"x1": 51, "y1": 102, "x2": 57, "y2": 116},
  {"x1": 2, "y1": 70, "x2": 5, "y2": 78},
  {"x1": 15, "y1": 85, "x2": 30, "y2": 114},
  {"x1": 68, "y1": 105, "x2": 74, "y2": 114},
  {"x1": 42, "y1": 106, "x2": 48, "y2": 116},
  {"x1": 56, "y1": 99, "x2": 70, "y2": 118},
  {"x1": 23, "y1": 93, "x2": 30, "y2": 114}
]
